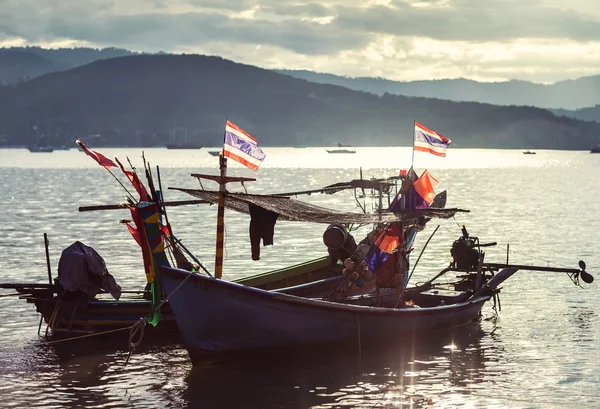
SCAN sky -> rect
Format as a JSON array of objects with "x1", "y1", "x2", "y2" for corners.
[{"x1": 1, "y1": 0, "x2": 600, "y2": 83}]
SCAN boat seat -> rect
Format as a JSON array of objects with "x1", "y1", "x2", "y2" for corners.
[{"x1": 410, "y1": 288, "x2": 468, "y2": 308}]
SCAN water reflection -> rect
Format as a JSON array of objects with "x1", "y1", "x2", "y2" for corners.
[
  {"x1": 2, "y1": 151, "x2": 600, "y2": 408},
  {"x1": 181, "y1": 320, "x2": 501, "y2": 409}
]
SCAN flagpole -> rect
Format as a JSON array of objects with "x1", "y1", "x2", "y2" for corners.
[
  {"x1": 106, "y1": 168, "x2": 138, "y2": 203},
  {"x1": 214, "y1": 120, "x2": 228, "y2": 279},
  {"x1": 411, "y1": 120, "x2": 416, "y2": 170}
]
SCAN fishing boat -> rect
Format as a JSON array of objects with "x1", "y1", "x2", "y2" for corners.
[
  {"x1": 326, "y1": 149, "x2": 356, "y2": 154},
  {"x1": 27, "y1": 145, "x2": 54, "y2": 153},
  {"x1": 327, "y1": 142, "x2": 356, "y2": 154},
  {"x1": 157, "y1": 164, "x2": 594, "y2": 364},
  {"x1": 160, "y1": 220, "x2": 593, "y2": 363}
]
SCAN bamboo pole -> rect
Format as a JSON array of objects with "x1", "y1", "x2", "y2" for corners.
[
  {"x1": 78, "y1": 200, "x2": 208, "y2": 212},
  {"x1": 214, "y1": 155, "x2": 227, "y2": 279},
  {"x1": 44, "y1": 233, "x2": 52, "y2": 285}
]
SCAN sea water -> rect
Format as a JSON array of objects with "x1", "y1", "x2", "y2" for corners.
[{"x1": 0, "y1": 147, "x2": 599, "y2": 408}]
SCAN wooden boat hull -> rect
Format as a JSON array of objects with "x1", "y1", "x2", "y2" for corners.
[
  {"x1": 160, "y1": 266, "x2": 491, "y2": 363},
  {"x1": 14, "y1": 256, "x2": 345, "y2": 339},
  {"x1": 26, "y1": 294, "x2": 179, "y2": 338}
]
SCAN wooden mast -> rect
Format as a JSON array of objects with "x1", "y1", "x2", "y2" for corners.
[
  {"x1": 214, "y1": 154, "x2": 227, "y2": 279},
  {"x1": 192, "y1": 168, "x2": 255, "y2": 280}
]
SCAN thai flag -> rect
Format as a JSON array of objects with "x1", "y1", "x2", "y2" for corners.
[
  {"x1": 223, "y1": 120, "x2": 266, "y2": 170},
  {"x1": 414, "y1": 122, "x2": 451, "y2": 157}
]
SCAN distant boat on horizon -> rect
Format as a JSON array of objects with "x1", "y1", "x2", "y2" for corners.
[
  {"x1": 591, "y1": 146, "x2": 600, "y2": 153},
  {"x1": 27, "y1": 145, "x2": 54, "y2": 153},
  {"x1": 326, "y1": 149, "x2": 356, "y2": 154},
  {"x1": 208, "y1": 150, "x2": 221, "y2": 156},
  {"x1": 523, "y1": 151, "x2": 536, "y2": 155}
]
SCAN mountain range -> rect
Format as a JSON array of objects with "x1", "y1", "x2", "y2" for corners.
[
  {"x1": 1, "y1": 53, "x2": 599, "y2": 150},
  {"x1": 276, "y1": 70, "x2": 600, "y2": 112},
  {"x1": 2, "y1": 47, "x2": 600, "y2": 123}
]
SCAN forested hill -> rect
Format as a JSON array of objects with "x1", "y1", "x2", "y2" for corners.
[
  {"x1": 277, "y1": 69, "x2": 600, "y2": 111},
  {"x1": 1, "y1": 54, "x2": 599, "y2": 149}
]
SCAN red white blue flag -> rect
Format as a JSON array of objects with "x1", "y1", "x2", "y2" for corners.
[
  {"x1": 414, "y1": 122, "x2": 451, "y2": 157},
  {"x1": 223, "y1": 120, "x2": 266, "y2": 171}
]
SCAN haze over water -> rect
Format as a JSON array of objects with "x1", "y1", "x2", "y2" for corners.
[{"x1": 0, "y1": 147, "x2": 599, "y2": 408}]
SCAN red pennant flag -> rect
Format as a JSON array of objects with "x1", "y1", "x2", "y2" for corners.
[
  {"x1": 76, "y1": 139, "x2": 117, "y2": 169},
  {"x1": 160, "y1": 224, "x2": 170, "y2": 237},
  {"x1": 125, "y1": 221, "x2": 141, "y2": 246},
  {"x1": 115, "y1": 158, "x2": 150, "y2": 202}
]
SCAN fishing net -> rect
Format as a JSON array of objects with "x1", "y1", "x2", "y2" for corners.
[{"x1": 169, "y1": 188, "x2": 468, "y2": 225}]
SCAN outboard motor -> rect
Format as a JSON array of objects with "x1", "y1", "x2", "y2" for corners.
[
  {"x1": 323, "y1": 224, "x2": 358, "y2": 265},
  {"x1": 450, "y1": 226, "x2": 481, "y2": 270}
]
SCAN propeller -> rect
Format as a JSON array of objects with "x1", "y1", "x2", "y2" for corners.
[{"x1": 578, "y1": 260, "x2": 594, "y2": 284}]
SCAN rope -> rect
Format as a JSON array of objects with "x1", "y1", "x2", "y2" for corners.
[
  {"x1": 46, "y1": 325, "x2": 133, "y2": 345},
  {"x1": 125, "y1": 318, "x2": 147, "y2": 366},
  {"x1": 128, "y1": 318, "x2": 147, "y2": 349},
  {"x1": 153, "y1": 267, "x2": 196, "y2": 313},
  {"x1": 44, "y1": 325, "x2": 132, "y2": 344}
]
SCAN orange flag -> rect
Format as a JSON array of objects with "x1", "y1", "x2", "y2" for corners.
[
  {"x1": 375, "y1": 223, "x2": 403, "y2": 253},
  {"x1": 413, "y1": 170, "x2": 439, "y2": 204}
]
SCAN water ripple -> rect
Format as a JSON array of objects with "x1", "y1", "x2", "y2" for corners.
[{"x1": 0, "y1": 149, "x2": 599, "y2": 408}]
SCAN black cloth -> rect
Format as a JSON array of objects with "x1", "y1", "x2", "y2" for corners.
[
  {"x1": 249, "y1": 204, "x2": 280, "y2": 260},
  {"x1": 57, "y1": 241, "x2": 122, "y2": 300}
]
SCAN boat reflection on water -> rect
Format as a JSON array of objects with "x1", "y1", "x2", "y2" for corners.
[
  {"x1": 7, "y1": 319, "x2": 502, "y2": 408},
  {"x1": 181, "y1": 320, "x2": 504, "y2": 409}
]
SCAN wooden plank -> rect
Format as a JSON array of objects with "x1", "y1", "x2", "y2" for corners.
[
  {"x1": 78, "y1": 199, "x2": 209, "y2": 212},
  {"x1": 191, "y1": 173, "x2": 256, "y2": 183},
  {"x1": 0, "y1": 283, "x2": 55, "y2": 290},
  {"x1": 484, "y1": 263, "x2": 580, "y2": 274}
]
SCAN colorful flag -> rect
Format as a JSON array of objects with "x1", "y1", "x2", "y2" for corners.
[
  {"x1": 414, "y1": 122, "x2": 451, "y2": 157},
  {"x1": 366, "y1": 247, "x2": 390, "y2": 273},
  {"x1": 413, "y1": 170, "x2": 439, "y2": 205},
  {"x1": 76, "y1": 139, "x2": 117, "y2": 169},
  {"x1": 223, "y1": 120, "x2": 266, "y2": 170},
  {"x1": 375, "y1": 223, "x2": 403, "y2": 253},
  {"x1": 388, "y1": 168, "x2": 418, "y2": 212}
]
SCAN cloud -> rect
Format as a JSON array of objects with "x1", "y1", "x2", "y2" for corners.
[
  {"x1": 0, "y1": 1, "x2": 367, "y2": 55},
  {"x1": 333, "y1": 0, "x2": 600, "y2": 42},
  {"x1": 1, "y1": 0, "x2": 600, "y2": 83}
]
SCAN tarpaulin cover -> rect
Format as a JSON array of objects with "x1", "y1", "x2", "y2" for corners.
[{"x1": 57, "y1": 241, "x2": 122, "y2": 300}]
